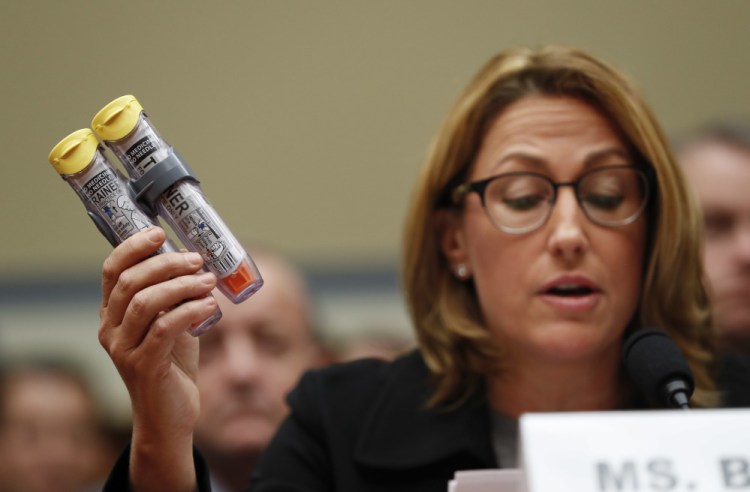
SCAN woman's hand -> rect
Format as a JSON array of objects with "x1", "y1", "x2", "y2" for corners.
[{"x1": 98, "y1": 227, "x2": 218, "y2": 491}]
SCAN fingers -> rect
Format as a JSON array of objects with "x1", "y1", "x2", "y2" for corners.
[
  {"x1": 101, "y1": 228, "x2": 168, "y2": 309},
  {"x1": 115, "y1": 272, "x2": 217, "y2": 351},
  {"x1": 105, "y1": 251, "x2": 205, "y2": 326},
  {"x1": 139, "y1": 296, "x2": 218, "y2": 364},
  {"x1": 99, "y1": 227, "x2": 219, "y2": 354},
  {"x1": 102, "y1": 295, "x2": 216, "y2": 388}
]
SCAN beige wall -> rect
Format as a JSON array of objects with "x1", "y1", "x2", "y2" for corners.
[
  {"x1": 2, "y1": 0, "x2": 749, "y2": 425},
  {"x1": 2, "y1": 1, "x2": 750, "y2": 280}
]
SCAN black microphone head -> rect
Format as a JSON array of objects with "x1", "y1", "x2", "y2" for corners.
[{"x1": 622, "y1": 328, "x2": 695, "y2": 408}]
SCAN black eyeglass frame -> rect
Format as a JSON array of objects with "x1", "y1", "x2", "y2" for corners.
[{"x1": 450, "y1": 164, "x2": 654, "y2": 234}]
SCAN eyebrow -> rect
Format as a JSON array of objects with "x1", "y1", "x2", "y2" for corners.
[{"x1": 492, "y1": 147, "x2": 631, "y2": 172}]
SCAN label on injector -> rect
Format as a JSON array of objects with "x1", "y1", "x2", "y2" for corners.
[
  {"x1": 116, "y1": 116, "x2": 246, "y2": 279},
  {"x1": 161, "y1": 184, "x2": 244, "y2": 277},
  {"x1": 78, "y1": 167, "x2": 155, "y2": 240},
  {"x1": 121, "y1": 126, "x2": 169, "y2": 176}
]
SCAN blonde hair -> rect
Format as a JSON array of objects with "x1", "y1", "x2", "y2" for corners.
[{"x1": 402, "y1": 45, "x2": 717, "y2": 407}]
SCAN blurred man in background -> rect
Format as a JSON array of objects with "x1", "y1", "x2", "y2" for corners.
[
  {"x1": 678, "y1": 119, "x2": 750, "y2": 353},
  {"x1": 194, "y1": 250, "x2": 329, "y2": 492},
  {"x1": 677, "y1": 118, "x2": 750, "y2": 407},
  {"x1": 0, "y1": 358, "x2": 111, "y2": 492}
]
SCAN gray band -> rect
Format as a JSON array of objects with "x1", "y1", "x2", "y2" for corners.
[{"x1": 128, "y1": 149, "x2": 199, "y2": 215}]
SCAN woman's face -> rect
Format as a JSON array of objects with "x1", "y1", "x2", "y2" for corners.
[{"x1": 442, "y1": 95, "x2": 646, "y2": 366}]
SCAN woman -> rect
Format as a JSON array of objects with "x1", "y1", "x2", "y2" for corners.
[{"x1": 101, "y1": 45, "x2": 717, "y2": 491}]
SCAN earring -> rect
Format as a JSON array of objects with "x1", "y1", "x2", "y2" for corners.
[{"x1": 456, "y1": 263, "x2": 468, "y2": 279}]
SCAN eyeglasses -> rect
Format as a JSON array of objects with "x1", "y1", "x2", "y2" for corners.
[{"x1": 450, "y1": 164, "x2": 651, "y2": 234}]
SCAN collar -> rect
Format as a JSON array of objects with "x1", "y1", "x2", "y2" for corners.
[{"x1": 354, "y1": 350, "x2": 496, "y2": 470}]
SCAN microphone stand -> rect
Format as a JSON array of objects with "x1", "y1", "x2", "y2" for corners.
[{"x1": 663, "y1": 380, "x2": 691, "y2": 410}]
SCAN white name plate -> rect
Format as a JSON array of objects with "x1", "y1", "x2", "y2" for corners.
[
  {"x1": 448, "y1": 469, "x2": 523, "y2": 491},
  {"x1": 519, "y1": 409, "x2": 750, "y2": 492}
]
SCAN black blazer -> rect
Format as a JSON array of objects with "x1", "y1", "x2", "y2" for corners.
[
  {"x1": 104, "y1": 350, "x2": 498, "y2": 491},
  {"x1": 250, "y1": 350, "x2": 497, "y2": 491},
  {"x1": 718, "y1": 354, "x2": 750, "y2": 408}
]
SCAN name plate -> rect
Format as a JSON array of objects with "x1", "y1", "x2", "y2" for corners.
[
  {"x1": 519, "y1": 409, "x2": 750, "y2": 492},
  {"x1": 448, "y1": 469, "x2": 523, "y2": 491}
]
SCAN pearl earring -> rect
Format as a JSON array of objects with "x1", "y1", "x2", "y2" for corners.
[{"x1": 456, "y1": 263, "x2": 468, "y2": 279}]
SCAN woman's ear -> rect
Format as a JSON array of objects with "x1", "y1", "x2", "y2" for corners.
[{"x1": 435, "y1": 209, "x2": 472, "y2": 280}]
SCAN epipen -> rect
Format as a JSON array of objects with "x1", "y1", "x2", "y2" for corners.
[
  {"x1": 48, "y1": 129, "x2": 223, "y2": 336},
  {"x1": 91, "y1": 95, "x2": 264, "y2": 305}
]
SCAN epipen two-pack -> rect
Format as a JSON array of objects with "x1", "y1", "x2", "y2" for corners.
[{"x1": 48, "y1": 95, "x2": 264, "y2": 335}]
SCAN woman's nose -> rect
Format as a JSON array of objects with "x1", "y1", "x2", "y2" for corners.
[{"x1": 546, "y1": 188, "x2": 589, "y2": 259}]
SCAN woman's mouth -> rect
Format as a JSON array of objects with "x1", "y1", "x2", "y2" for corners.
[
  {"x1": 539, "y1": 278, "x2": 602, "y2": 312},
  {"x1": 545, "y1": 284, "x2": 596, "y2": 296}
]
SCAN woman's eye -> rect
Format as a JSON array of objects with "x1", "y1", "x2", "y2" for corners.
[
  {"x1": 584, "y1": 193, "x2": 624, "y2": 210},
  {"x1": 503, "y1": 194, "x2": 545, "y2": 211}
]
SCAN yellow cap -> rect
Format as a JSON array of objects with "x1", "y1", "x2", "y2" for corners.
[
  {"x1": 91, "y1": 94, "x2": 143, "y2": 142},
  {"x1": 48, "y1": 128, "x2": 100, "y2": 175}
]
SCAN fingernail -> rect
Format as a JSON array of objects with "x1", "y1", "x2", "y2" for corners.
[
  {"x1": 186, "y1": 252, "x2": 203, "y2": 266},
  {"x1": 147, "y1": 227, "x2": 162, "y2": 242},
  {"x1": 199, "y1": 272, "x2": 216, "y2": 285}
]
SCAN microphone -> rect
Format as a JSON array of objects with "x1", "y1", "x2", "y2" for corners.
[{"x1": 622, "y1": 328, "x2": 694, "y2": 410}]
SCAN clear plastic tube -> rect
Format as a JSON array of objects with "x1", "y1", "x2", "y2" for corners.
[
  {"x1": 92, "y1": 95, "x2": 264, "y2": 305},
  {"x1": 48, "y1": 129, "x2": 177, "y2": 252},
  {"x1": 48, "y1": 128, "x2": 222, "y2": 336}
]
